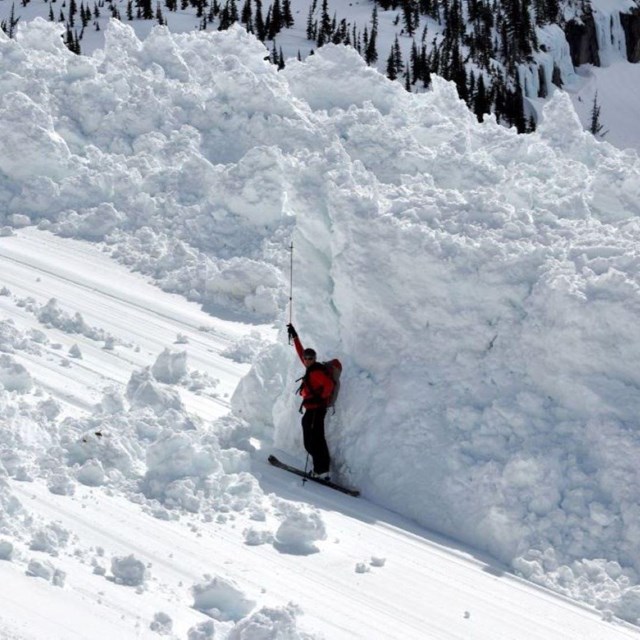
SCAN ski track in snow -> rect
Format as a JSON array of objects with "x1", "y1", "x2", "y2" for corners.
[
  {"x1": 0, "y1": 228, "x2": 252, "y2": 419},
  {"x1": 5, "y1": 472, "x2": 639, "y2": 640}
]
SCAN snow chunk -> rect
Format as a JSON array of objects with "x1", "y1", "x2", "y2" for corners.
[
  {"x1": 29, "y1": 523, "x2": 69, "y2": 555},
  {"x1": 111, "y1": 554, "x2": 147, "y2": 586},
  {"x1": 76, "y1": 459, "x2": 105, "y2": 486},
  {"x1": 149, "y1": 611, "x2": 173, "y2": 634},
  {"x1": 243, "y1": 527, "x2": 273, "y2": 546},
  {"x1": 0, "y1": 91, "x2": 71, "y2": 181},
  {"x1": 0, "y1": 540, "x2": 13, "y2": 560},
  {"x1": 68, "y1": 344, "x2": 82, "y2": 359},
  {"x1": 273, "y1": 502, "x2": 327, "y2": 555},
  {"x1": 536, "y1": 91, "x2": 590, "y2": 151},
  {"x1": 228, "y1": 604, "x2": 316, "y2": 640},
  {"x1": 57, "y1": 203, "x2": 125, "y2": 240},
  {"x1": 151, "y1": 349, "x2": 187, "y2": 384},
  {"x1": 142, "y1": 431, "x2": 221, "y2": 511},
  {"x1": 282, "y1": 44, "x2": 402, "y2": 114},
  {"x1": 0, "y1": 355, "x2": 33, "y2": 393},
  {"x1": 192, "y1": 575, "x2": 255, "y2": 621},
  {"x1": 27, "y1": 558, "x2": 65, "y2": 586},
  {"x1": 48, "y1": 473, "x2": 76, "y2": 496},
  {"x1": 126, "y1": 367, "x2": 184, "y2": 412},
  {"x1": 187, "y1": 620, "x2": 216, "y2": 640}
]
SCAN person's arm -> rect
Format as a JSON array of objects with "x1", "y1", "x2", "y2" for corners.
[
  {"x1": 293, "y1": 336, "x2": 305, "y2": 363},
  {"x1": 287, "y1": 324, "x2": 305, "y2": 363}
]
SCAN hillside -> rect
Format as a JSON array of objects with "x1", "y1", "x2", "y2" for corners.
[{"x1": 3, "y1": 13, "x2": 640, "y2": 637}]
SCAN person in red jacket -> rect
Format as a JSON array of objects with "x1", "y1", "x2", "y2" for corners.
[{"x1": 287, "y1": 323, "x2": 334, "y2": 480}]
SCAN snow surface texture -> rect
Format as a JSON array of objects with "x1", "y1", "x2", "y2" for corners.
[
  {"x1": 2, "y1": 19, "x2": 640, "y2": 626},
  {"x1": 1, "y1": 0, "x2": 639, "y2": 153}
]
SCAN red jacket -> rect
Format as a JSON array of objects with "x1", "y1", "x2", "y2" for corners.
[{"x1": 293, "y1": 336, "x2": 334, "y2": 409}]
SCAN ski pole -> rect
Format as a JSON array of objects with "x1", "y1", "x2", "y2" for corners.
[
  {"x1": 302, "y1": 452, "x2": 310, "y2": 485},
  {"x1": 288, "y1": 240, "x2": 293, "y2": 344}
]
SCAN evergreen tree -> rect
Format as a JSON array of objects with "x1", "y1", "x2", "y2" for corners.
[
  {"x1": 410, "y1": 39, "x2": 419, "y2": 84},
  {"x1": 507, "y1": 83, "x2": 527, "y2": 132},
  {"x1": 473, "y1": 72, "x2": 490, "y2": 121},
  {"x1": 1, "y1": 3, "x2": 19, "y2": 37},
  {"x1": 240, "y1": 0, "x2": 251, "y2": 29},
  {"x1": 218, "y1": 1, "x2": 230, "y2": 27},
  {"x1": 155, "y1": 0, "x2": 164, "y2": 24},
  {"x1": 268, "y1": 0, "x2": 282, "y2": 39},
  {"x1": 255, "y1": 0, "x2": 266, "y2": 40},
  {"x1": 282, "y1": 0, "x2": 293, "y2": 27},
  {"x1": 386, "y1": 45, "x2": 398, "y2": 80},
  {"x1": 264, "y1": 6, "x2": 272, "y2": 38},
  {"x1": 393, "y1": 34, "x2": 403, "y2": 71},
  {"x1": 138, "y1": 0, "x2": 153, "y2": 20},
  {"x1": 365, "y1": 29, "x2": 378, "y2": 64},
  {"x1": 306, "y1": 0, "x2": 317, "y2": 40},
  {"x1": 420, "y1": 44, "x2": 431, "y2": 87},
  {"x1": 401, "y1": 0, "x2": 415, "y2": 36},
  {"x1": 317, "y1": 0, "x2": 331, "y2": 47},
  {"x1": 365, "y1": 5, "x2": 378, "y2": 65},
  {"x1": 589, "y1": 91, "x2": 606, "y2": 137},
  {"x1": 229, "y1": 0, "x2": 238, "y2": 22}
]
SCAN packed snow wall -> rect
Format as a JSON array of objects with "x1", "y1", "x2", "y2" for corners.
[{"x1": 237, "y1": 44, "x2": 640, "y2": 615}]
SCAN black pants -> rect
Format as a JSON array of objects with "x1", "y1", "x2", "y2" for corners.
[{"x1": 301, "y1": 407, "x2": 330, "y2": 474}]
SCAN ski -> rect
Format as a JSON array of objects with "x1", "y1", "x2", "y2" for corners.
[{"x1": 268, "y1": 455, "x2": 360, "y2": 497}]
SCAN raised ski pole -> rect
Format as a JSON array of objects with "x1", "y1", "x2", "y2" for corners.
[
  {"x1": 288, "y1": 240, "x2": 294, "y2": 344},
  {"x1": 302, "y1": 453, "x2": 310, "y2": 486}
]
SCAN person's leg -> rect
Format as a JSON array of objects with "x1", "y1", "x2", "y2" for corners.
[
  {"x1": 301, "y1": 410, "x2": 314, "y2": 460},
  {"x1": 309, "y1": 408, "x2": 330, "y2": 474}
]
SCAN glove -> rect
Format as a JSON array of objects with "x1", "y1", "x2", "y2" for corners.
[{"x1": 287, "y1": 324, "x2": 298, "y2": 340}]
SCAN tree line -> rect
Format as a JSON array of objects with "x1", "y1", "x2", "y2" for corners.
[{"x1": 2, "y1": 0, "x2": 600, "y2": 135}]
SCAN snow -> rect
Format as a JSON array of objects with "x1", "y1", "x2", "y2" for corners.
[{"x1": 1, "y1": 16, "x2": 640, "y2": 639}]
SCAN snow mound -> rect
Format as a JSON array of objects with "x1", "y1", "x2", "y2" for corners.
[{"x1": 192, "y1": 575, "x2": 256, "y2": 622}]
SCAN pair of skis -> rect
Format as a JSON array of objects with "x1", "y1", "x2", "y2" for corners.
[{"x1": 268, "y1": 455, "x2": 360, "y2": 497}]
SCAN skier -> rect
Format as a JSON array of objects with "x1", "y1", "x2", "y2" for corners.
[{"x1": 287, "y1": 323, "x2": 334, "y2": 480}]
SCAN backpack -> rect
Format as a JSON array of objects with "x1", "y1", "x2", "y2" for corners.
[
  {"x1": 322, "y1": 358, "x2": 342, "y2": 408},
  {"x1": 297, "y1": 358, "x2": 343, "y2": 409}
]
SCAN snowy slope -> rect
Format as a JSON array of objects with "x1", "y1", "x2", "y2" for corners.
[
  {"x1": 3, "y1": 19, "x2": 640, "y2": 637},
  {"x1": 1, "y1": 230, "x2": 638, "y2": 640}
]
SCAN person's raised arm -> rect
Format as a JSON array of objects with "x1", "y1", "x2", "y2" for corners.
[{"x1": 287, "y1": 324, "x2": 305, "y2": 363}]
